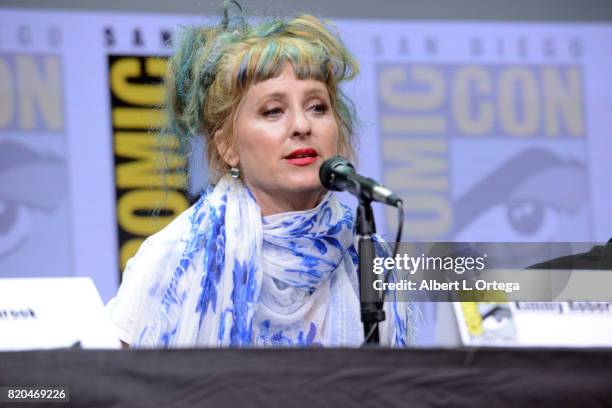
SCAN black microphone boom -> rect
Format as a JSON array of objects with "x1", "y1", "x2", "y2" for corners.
[{"x1": 319, "y1": 156, "x2": 402, "y2": 207}]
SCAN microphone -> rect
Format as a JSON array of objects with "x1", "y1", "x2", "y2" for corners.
[{"x1": 319, "y1": 156, "x2": 402, "y2": 207}]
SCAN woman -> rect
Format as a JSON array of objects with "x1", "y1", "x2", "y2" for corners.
[{"x1": 107, "y1": 0, "x2": 412, "y2": 347}]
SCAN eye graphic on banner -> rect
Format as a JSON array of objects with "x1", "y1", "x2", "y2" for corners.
[
  {"x1": 0, "y1": 141, "x2": 67, "y2": 258},
  {"x1": 453, "y1": 148, "x2": 588, "y2": 241}
]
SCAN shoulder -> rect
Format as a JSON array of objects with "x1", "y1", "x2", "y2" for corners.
[
  {"x1": 133, "y1": 193, "x2": 209, "y2": 257},
  {"x1": 107, "y1": 197, "x2": 207, "y2": 344}
]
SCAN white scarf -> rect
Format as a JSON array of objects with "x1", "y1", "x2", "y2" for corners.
[{"x1": 119, "y1": 176, "x2": 411, "y2": 347}]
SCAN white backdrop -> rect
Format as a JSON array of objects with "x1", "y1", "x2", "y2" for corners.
[{"x1": 1, "y1": 9, "x2": 611, "y2": 345}]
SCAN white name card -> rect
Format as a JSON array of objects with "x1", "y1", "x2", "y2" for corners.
[
  {"x1": 454, "y1": 301, "x2": 612, "y2": 347},
  {"x1": 0, "y1": 277, "x2": 120, "y2": 350}
]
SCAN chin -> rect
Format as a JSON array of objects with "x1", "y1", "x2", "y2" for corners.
[
  {"x1": 284, "y1": 173, "x2": 322, "y2": 193},
  {"x1": 286, "y1": 184, "x2": 324, "y2": 197},
  {"x1": 284, "y1": 179, "x2": 323, "y2": 194}
]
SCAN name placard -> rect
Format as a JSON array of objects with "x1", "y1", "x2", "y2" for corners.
[
  {"x1": 454, "y1": 300, "x2": 612, "y2": 347},
  {"x1": 0, "y1": 278, "x2": 120, "y2": 350}
]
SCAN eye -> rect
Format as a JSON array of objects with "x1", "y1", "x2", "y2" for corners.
[
  {"x1": 506, "y1": 201, "x2": 544, "y2": 234},
  {"x1": 450, "y1": 149, "x2": 589, "y2": 244},
  {"x1": 310, "y1": 103, "x2": 328, "y2": 114},
  {"x1": 455, "y1": 201, "x2": 559, "y2": 242},
  {"x1": 0, "y1": 201, "x2": 32, "y2": 258},
  {"x1": 262, "y1": 107, "x2": 283, "y2": 117},
  {"x1": 480, "y1": 305, "x2": 513, "y2": 331}
]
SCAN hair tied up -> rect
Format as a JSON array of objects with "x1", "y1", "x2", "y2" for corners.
[
  {"x1": 165, "y1": 0, "x2": 359, "y2": 182},
  {"x1": 222, "y1": 0, "x2": 247, "y2": 33}
]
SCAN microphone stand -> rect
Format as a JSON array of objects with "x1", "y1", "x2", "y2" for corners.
[{"x1": 356, "y1": 198, "x2": 386, "y2": 345}]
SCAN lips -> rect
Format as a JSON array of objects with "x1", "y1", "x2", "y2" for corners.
[{"x1": 285, "y1": 148, "x2": 318, "y2": 166}]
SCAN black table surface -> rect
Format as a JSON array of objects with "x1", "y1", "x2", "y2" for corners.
[{"x1": 1, "y1": 347, "x2": 611, "y2": 407}]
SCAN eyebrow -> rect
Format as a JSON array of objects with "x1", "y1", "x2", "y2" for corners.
[{"x1": 257, "y1": 88, "x2": 328, "y2": 104}]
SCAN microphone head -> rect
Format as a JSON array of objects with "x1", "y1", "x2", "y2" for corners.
[{"x1": 319, "y1": 156, "x2": 354, "y2": 191}]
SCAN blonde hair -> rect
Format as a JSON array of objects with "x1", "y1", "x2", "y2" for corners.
[{"x1": 166, "y1": 3, "x2": 359, "y2": 181}]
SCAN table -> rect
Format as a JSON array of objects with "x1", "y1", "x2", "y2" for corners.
[{"x1": 1, "y1": 347, "x2": 611, "y2": 407}]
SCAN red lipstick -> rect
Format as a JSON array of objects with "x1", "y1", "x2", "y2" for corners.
[{"x1": 285, "y1": 148, "x2": 318, "y2": 166}]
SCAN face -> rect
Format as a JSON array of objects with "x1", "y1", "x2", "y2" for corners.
[{"x1": 222, "y1": 63, "x2": 340, "y2": 214}]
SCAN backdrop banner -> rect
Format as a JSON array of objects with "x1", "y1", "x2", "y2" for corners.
[{"x1": 1, "y1": 9, "x2": 611, "y2": 345}]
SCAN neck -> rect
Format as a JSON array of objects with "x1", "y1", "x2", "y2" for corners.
[{"x1": 248, "y1": 187, "x2": 325, "y2": 217}]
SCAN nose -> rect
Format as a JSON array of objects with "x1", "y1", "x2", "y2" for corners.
[{"x1": 291, "y1": 109, "x2": 312, "y2": 138}]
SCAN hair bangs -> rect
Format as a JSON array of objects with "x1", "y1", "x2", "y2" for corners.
[{"x1": 234, "y1": 37, "x2": 332, "y2": 91}]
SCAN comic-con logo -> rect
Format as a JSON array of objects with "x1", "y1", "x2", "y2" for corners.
[
  {"x1": 108, "y1": 55, "x2": 188, "y2": 274},
  {"x1": 377, "y1": 53, "x2": 589, "y2": 241}
]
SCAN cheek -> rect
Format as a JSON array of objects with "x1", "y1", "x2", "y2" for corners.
[
  {"x1": 319, "y1": 121, "x2": 341, "y2": 154},
  {"x1": 236, "y1": 126, "x2": 282, "y2": 165}
]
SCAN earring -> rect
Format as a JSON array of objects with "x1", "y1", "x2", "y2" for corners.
[{"x1": 230, "y1": 167, "x2": 240, "y2": 178}]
